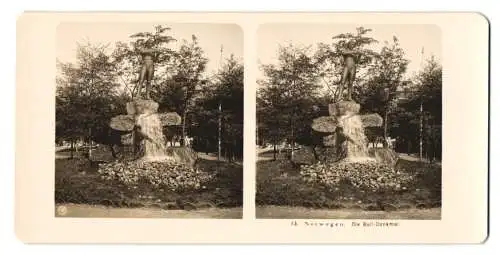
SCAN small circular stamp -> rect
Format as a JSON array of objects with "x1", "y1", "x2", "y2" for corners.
[{"x1": 56, "y1": 205, "x2": 67, "y2": 216}]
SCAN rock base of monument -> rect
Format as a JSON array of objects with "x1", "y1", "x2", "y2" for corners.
[
  {"x1": 309, "y1": 100, "x2": 386, "y2": 164},
  {"x1": 103, "y1": 93, "x2": 208, "y2": 193},
  {"x1": 292, "y1": 146, "x2": 398, "y2": 166},
  {"x1": 110, "y1": 99, "x2": 181, "y2": 132},
  {"x1": 126, "y1": 99, "x2": 159, "y2": 115},
  {"x1": 165, "y1": 146, "x2": 198, "y2": 167},
  {"x1": 98, "y1": 159, "x2": 213, "y2": 191},
  {"x1": 109, "y1": 99, "x2": 184, "y2": 164},
  {"x1": 368, "y1": 147, "x2": 399, "y2": 166},
  {"x1": 300, "y1": 160, "x2": 413, "y2": 193},
  {"x1": 360, "y1": 114, "x2": 384, "y2": 127},
  {"x1": 329, "y1": 100, "x2": 361, "y2": 116}
]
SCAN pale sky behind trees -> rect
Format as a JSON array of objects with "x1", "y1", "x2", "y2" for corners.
[
  {"x1": 257, "y1": 24, "x2": 441, "y2": 80},
  {"x1": 57, "y1": 23, "x2": 243, "y2": 76}
]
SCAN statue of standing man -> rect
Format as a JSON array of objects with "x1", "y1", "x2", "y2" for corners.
[
  {"x1": 336, "y1": 51, "x2": 358, "y2": 101},
  {"x1": 136, "y1": 47, "x2": 158, "y2": 100}
]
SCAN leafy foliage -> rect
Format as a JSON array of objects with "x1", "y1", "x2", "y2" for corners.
[
  {"x1": 190, "y1": 56, "x2": 244, "y2": 160},
  {"x1": 56, "y1": 43, "x2": 124, "y2": 149},
  {"x1": 257, "y1": 45, "x2": 320, "y2": 158},
  {"x1": 154, "y1": 35, "x2": 209, "y2": 142},
  {"x1": 354, "y1": 36, "x2": 410, "y2": 144},
  {"x1": 391, "y1": 57, "x2": 442, "y2": 158}
]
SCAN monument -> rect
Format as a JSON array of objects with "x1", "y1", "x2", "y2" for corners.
[
  {"x1": 108, "y1": 47, "x2": 197, "y2": 164},
  {"x1": 308, "y1": 50, "x2": 395, "y2": 165}
]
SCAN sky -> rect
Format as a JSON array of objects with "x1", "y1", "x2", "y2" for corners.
[
  {"x1": 56, "y1": 22, "x2": 243, "y2": 76},
  {"x1": 57, "y1": 23, "x2": 440, "y2": 82},
  {"x1": 257, "y1": 23, "x2": 441, "y2": 80}
]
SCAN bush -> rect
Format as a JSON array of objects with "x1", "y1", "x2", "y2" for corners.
[
  {"x1": 300, "y1": 161, "x2": 414, "y2": 193},
  {"x1": 98, "y1": 160, "x2": 214, "y2": 192}
]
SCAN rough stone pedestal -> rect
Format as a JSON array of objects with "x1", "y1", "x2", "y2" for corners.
[
  {"x1": 110, "y1": 100, "x2": 182, "y2": 132},
  {"x1": 309, "y1": 100, "x2": 384, "y2": 164},
  {"x1": 165, "y1": 147, "x2": 198, "y2": 167},
  {"x1": 126, "y1": 99, "x2": 159, "y2": 115},
  {"x1": 368, "y1": 147, "x2": 399, "y2": 166},
  {"x1": 329, "y1": 100, "x2": 361, "y2": 116}
]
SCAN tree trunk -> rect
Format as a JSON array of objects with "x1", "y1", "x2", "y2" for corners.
[
  {"x1": 231, "y1": 141, "x2": 236, "y2": 162},
  {"x1": 224, "y1": 147, "x2": 227, "y2": 162},
  {"x1": 181, "y1": 109, "x2": 187, "y2": 147},
  {"x1": 181, "y1": 82, "x2": 190, "y2": 147},
  {"x1": 88, "y1": 127, "x2": 92, "y2": 162},
  {"x1": 290, "y1": 121, "x2": 295, "y2": 161},
  {"x1": 75, "y1": 138, "x2": 79, "y2": 153},
  {"x1": 273, "y1": 142, "x2": 277, "y2": 161},
  {"x1": 383, "y1": 108, "x2": 389, "y2": 148},
  {"x1": 109, "y1": 144, "x2": 117, "y2": 158},
  {"x1": 70, "y1": 140, "x2": 74, "y2": 159},
  {"x1": 230, "y1": 145, "x2": 234, "y2": 163},
  {"x1": 217, "y1": 102, "x2": 222, "y2": 161}
]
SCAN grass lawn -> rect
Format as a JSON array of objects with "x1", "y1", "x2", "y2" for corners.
[
  {"x1": 55, "y1": 149, "x2": 243, "y2": 218},
  {"x1": 256, "y1": 158, "x2": 441, "y2": 219}
]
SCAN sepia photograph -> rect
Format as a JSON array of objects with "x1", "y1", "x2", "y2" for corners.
[
  {"x1": 256, "y1": 24, "x2": 442, "y2": 219},
  {"x1": 55, "y1": 23, "x2": 243, "y2": 218},
  {"x1": 16, "y1": 12, "x2": 487, "y2": 243}
]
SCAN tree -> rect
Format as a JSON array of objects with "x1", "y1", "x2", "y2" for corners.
[
  {"x1": 391, "y1": 56, "x2": 442, "y2": 159},
  {"x1": 191, "y1": 56, "x2": 243, "y2": 161},
  {"x1": 415, "y1": 57, "x2": 442, "y2": 160},
  {"x1": 213, "y1": 56, "x2": 244, "y2": 161},
  {"x1": 56, "y1": 66, "x2": 86, "y2": 158},
  {"x1": 356, "y1": 36, "x2": 410, "y2": 146},
  {"x1": 258, "y1": 44, "x2": 320, "y2": 160},
  {"x1": 157, "y1": 35, "x2": 208, "y2": 144},
  {"x1": 56, "y1": 42, "x2": 123, "y2": 159}
]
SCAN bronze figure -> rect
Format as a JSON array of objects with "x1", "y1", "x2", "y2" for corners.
[
  {"x1": 136, "y1": 48, "x2": 157, "y2": 99},
  {"x1": 337, "y1": 51, "x2": 357, "y2": 101}
]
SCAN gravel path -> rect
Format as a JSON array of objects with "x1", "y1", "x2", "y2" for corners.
[
  {"x1": 256, "y1": 206, "x2": 441, "y2": 220},
  {"x1": 256, "y1": 206, "x2": 441, "y2": 219},
  {"x1": 56, "y1": 204, "x2": 243, "y2": 219}
]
